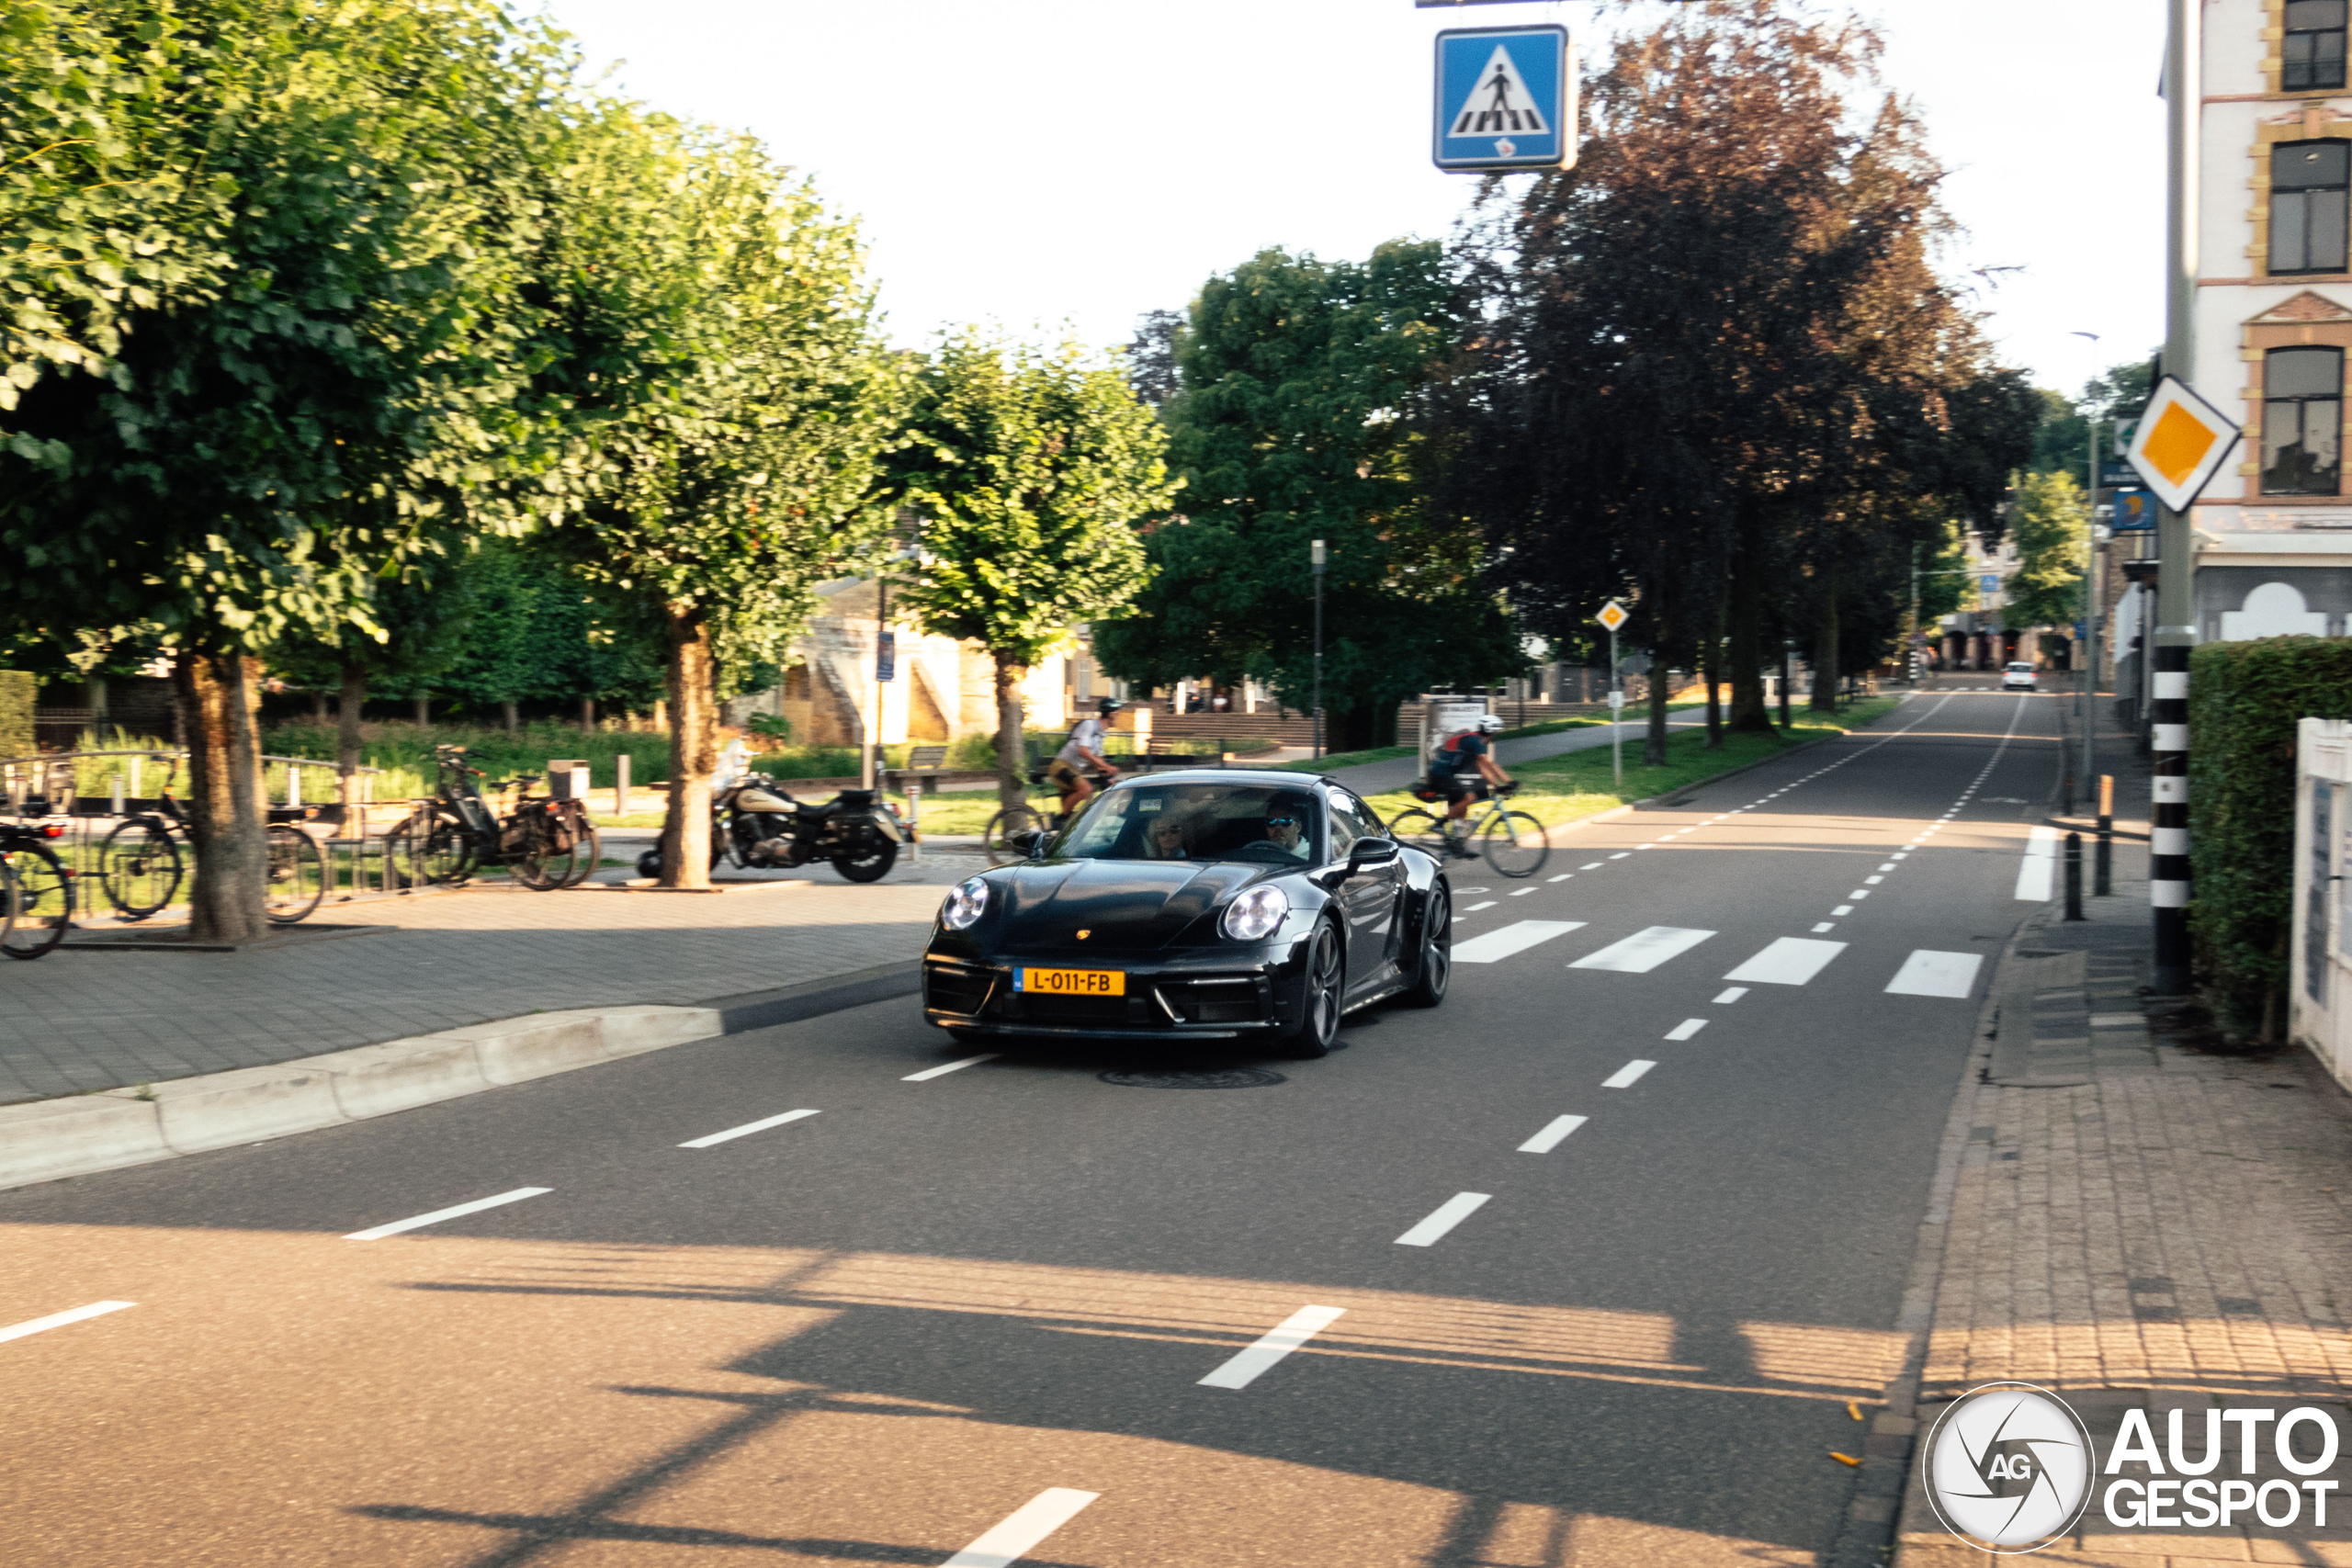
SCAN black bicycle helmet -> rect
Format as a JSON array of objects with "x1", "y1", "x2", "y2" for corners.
[{"x1": 1096, "y1": 696, "x2": 1123, "y2": 716}]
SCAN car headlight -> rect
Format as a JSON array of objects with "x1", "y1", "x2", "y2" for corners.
[
  {"x1": 941, "y1": 875, "x2": 989, "y2": 931},
  {"x1": 1221, "y1": 885, "x2": 1289, "y2": 942}
]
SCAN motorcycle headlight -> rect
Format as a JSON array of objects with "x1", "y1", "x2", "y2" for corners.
[
  {"x1": 1221, "y1": 885, "x2": 1289, "y2": 942},
  {"x1": 941, "y1": 875, "x2": 989, "y2": 931}
]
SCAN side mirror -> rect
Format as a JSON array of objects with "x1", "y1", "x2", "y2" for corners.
[
  {"x1": 1013, "y1": 829, "x2": 1049, "y2": 858},
  {"x1": 1350, "y1": 837, "x2": 1401, "y2": 868}
]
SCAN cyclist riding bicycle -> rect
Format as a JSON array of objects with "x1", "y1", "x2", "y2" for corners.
[
  {"x1": 1046, "y1": 697, "x2": 1123, "y2": 816},
  {"x1": 1427, "y1": 713, "x2": 1513, "y2": 859}
]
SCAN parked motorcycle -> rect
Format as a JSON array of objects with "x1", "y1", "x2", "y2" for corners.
[{"x1": 634, "y1": 774, "x2": 905, "y2": 884}]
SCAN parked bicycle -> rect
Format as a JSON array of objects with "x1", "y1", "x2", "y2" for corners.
[
  {"x1": 1385, "y1": 782, "x2": 1550, "y2": 878},
  {"x1": 385, "y1": 746, "x2": 599, "y2": 891},
  {"x1": 1, "y1": 818, "x2": 75, "y2": 959},
  {"x1": 980, "y1": 767, "x2": 1114, "y2": 865},
  {"x1": 96, "y1": 755, "x2": 327, "y2": 924}
]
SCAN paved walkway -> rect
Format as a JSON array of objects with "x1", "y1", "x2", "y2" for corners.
[
  {"x1": 1890, "y1": 697, "x2": 2352, "y2": 1566},
  {"x1": 0, "y1": 852, "x2": 977, "y2": 1107}
]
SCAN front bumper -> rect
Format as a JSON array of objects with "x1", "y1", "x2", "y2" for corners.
[{"x1": 922, "y1": 942, "x2": 1306, "y2": 1039}]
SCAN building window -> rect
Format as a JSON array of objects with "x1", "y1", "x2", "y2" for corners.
[
  {"x1": 2262, "y1": 345, "x2": 2343, "y2": 494},
  {"x1": 2286, "y1": 1, "x2": 2349, "y2": 92},
  {"x1": 2271, "y1": 141, "x2": 2350, "y2": 274}
]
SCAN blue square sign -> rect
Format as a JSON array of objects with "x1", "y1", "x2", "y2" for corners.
[{"x1": 1433, "y1": 26, "x2": 1574, "y2": 173}]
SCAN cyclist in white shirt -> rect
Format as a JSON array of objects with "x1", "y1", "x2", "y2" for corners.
[{"x1": 1046, "y1": 698, "x2": 1122, "y2": 816}]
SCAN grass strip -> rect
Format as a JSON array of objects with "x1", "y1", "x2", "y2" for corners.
[{"x1": 1358, "y1": 696, "x2": 1901, "y2": 830}]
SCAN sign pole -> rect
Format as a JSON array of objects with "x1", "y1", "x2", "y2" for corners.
[
  {"x1": 1609, "y1": 626, "x2": 1622, "y2": 788},
  {"x1": 1311, "y1": 538, "x2": 1326, "y2": 761},
  {"x1": 2152, "y1": 0, "x2": 2200, "y2": 995}
]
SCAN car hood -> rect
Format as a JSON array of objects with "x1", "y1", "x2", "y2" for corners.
[{"x1": 992, "y1": 857, "x2": 1281, "y2": 951}]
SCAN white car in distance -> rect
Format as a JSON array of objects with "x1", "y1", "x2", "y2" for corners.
[{"x1": 2001, "y1": 661, "x2": 2038, "y2": 691}]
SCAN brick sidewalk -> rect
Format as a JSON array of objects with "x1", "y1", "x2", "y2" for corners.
[
  {"x1": 0, "y1": 855, "x2": 979, "y2": 1106},
  {"x1": 1890, "y1": 714, "x2": 2352, "y2": 1565}
]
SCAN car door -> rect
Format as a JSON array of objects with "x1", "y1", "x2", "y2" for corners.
[{"x1": 1324, "y1": 789, "x2": 1404, "y2": 989}]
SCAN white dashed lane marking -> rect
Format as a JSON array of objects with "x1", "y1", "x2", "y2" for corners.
[
  {"x1": 0, "y1": 1301, "x2": 136, "y2": 1347},
  {"x1": 1663, "y1": 1019, "x2": 1708, "y2": 1041},
  {"x1": 1601, "y1": 1059, "x2": 1657, "y2": 1089},
  {"x1": 1395, "y1": 1192, "x2": 1493, "y2": 1247},
  {"x1": 944, "y1": 1489, "x2": 1102, "y2": 1568},
  {"x1": 1198, "y1": 1305, "x2": 1348, "y2": 1390},
  {"x1": 345, "y1": 1187, "x2": 551, "y2": 1241},
  {"x1": 1517, "y1": 1114, "x2": 1588, "y2": 1153}
]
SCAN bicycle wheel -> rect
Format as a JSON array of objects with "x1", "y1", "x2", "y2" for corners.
[
  {"x1": 1385, "y1": 807, "x2": 1454, "y2": 862},
  {"x1": 982, "y1": 802, "x2": 1051, "y2": 866},
  {"x1": 264, "y1": 825, "x2": 327, "y2": 923},
  {"x1": 1, "y1": 844, "x2": 74, "y2": 959},
  {"x1": 508, "y1": 807, "x2": 577, "y2": 892},
  {"x1": 99, "y1": 818, "x2": 183, "y2": 920},
  {"x1": 559, "y1": 809, "x2": 602, "y2": 889},
  {"x1": 387, "y1": 810, "x2": 472, "y2": 887},
  {"x1": 1478, "y1": 808, "x2": 1550, "y2": 879}
]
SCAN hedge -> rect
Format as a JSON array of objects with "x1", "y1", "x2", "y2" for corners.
[
  {"x1": 0, "y1": 671, "x2": 31, "y2": 760},
  {"x1": 2187, "y1": 637, "x2": 2352, "y2": 1034}
]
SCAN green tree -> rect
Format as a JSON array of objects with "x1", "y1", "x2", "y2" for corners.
[
  {"x1": 2, "y1": 0, "x2": 574, "y2": 938},
  {"x1": 1096, "y1": 243, "x2": 1517, "y2": 751},
  {"x1": 890, "y1": 332, "x2": 1173, "y2": 807},
  {"x1": 267, "y1": 562, "x2": 481, "y2": 800},
  {"x1": 2004, "y1": 470, "x2": 2087, "y2": 633},
  {"x1": 537, "y1": 111, "x2": 900, "y2": 887}
]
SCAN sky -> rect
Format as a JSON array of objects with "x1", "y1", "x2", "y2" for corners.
[{"x1": 538, "y1": 0, "x2": 2166, "y2": 400}]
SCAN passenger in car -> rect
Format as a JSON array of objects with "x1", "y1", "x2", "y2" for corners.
[{"x1": 1145, "y1": 810, "x2": 1195, "y2": 860}]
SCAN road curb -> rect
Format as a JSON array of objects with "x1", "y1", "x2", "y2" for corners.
[{"x1": 0, "y1": 964, "x2": 924, "y2": 1194}]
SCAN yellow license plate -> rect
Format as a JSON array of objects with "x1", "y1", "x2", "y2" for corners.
[{"x1": 1019, "y1": 967, "x2": 1125, "y2": 997}]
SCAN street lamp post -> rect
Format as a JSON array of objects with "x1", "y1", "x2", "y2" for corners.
[
  {"x1": 1779, "y1": 638, "x2": 1794, "y2": 730},
  {"x1": 1311, "y1": 538, "x2": 1326, "y2": 760}
]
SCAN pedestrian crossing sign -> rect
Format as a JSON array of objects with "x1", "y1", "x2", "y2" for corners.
[
  {"x1": 1433, "y1": 26, "x2": 1574, "y2": 173},
  {"x1": 2123, "y1": 376, "x2": 2240, "y2": 513}
]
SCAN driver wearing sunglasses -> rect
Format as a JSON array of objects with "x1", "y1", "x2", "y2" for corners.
[{"x1": 1261, "y1": 793, "x2": 1313, "y2": 861}]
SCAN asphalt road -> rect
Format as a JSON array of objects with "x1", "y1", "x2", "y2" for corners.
[{"x1": 0, "y1": 687, "x2": 2069, "y2": 1568}]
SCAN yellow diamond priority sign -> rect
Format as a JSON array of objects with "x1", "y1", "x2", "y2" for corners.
[
  {"x1": 1596, "y1": 601, "x2": 1629, "y2": 632},
  {"x1": 2124, "y1": 376, "x2": 2241, "y2": 513}
]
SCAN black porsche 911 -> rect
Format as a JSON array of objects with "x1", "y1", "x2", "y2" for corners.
[{"x1": 922, "y1": 769, "x2": 1453, "y2": 1057}]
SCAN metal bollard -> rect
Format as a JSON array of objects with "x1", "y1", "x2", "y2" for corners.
[
  {"x1": 2094, "y1": 773, "x2": 2113, "y2": 897},
  {"x1": 616, "y1": 752, "x2": 631, "y2": 816},
  {"x1": 2063, "y1": 831, "x2": 2086, "y2": 921}
]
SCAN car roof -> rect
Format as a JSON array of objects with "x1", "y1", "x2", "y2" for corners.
[{"x1": 1110, "y1": 767, "x2": 1334, "y2": 792}]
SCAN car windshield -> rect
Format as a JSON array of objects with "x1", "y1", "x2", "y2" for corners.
[{"x1": 1052, "y1": 782, "x2": 1322, "y2": 866}]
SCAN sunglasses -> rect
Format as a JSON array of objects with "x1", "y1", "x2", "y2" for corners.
[{"x1": 1265, "y1": 817, "x2": 1298, "y2": 829}]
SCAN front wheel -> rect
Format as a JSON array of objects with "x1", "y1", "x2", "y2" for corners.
[
  {"x1": 1479, "y1": 808, "x2": 1549, "y2": 879},
  {"x1": 1385, "y1": 807, "x2": 1454, "y2": 863},
  {"x1": 981, "y1": 802, "x2": 1050, "y2": 866},
  {"x1": 1400, "y1": 883, "x2": 1452, "y2": 1008},
  {"x1": 99, "y1": 818, "x2": 182, "y2": 919},
  {"x1": 1276, "y1": 923, "x2": 1343, "y2": 1058},
  {"x1": 0, "y1": 844, "x2": 74, "y2": 959},
  {"x1": 263, "y1": 825, "x2": 327, "y2": 924}
]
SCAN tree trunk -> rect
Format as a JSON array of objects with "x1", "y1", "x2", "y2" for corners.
[
  {"x1": 1724, "y1": 517, "x2": 1774, "y2": 735},
  {"x1": 175, "y1": 649, "x2": 267, "y2": 943},
  {"x1": 1331, "y1": 697, "x2": 1398, "y2": 753},
  {"x1": 413, "y1": 694, "x2": 429, "y2": 728},
  {"x1": 1644, "y1": 654, "x2": 1669, "y2": 766},
  {"x1": 1702, "y1": 604, "x2": 1724, "y2": 750},
  {"x1": 993, "y1": 651, "x2": 1028, "y2": 810},
  {"x1": 580, "y1": 696, "x2": 595, "y2": 734},
  {"x1": 337, "y1": 662, "x2": 366, "y2": 810},
  {"x1": 1810, "y1": 572, "x2": 1841, "y2": 713},
  {"x1": 658, "y1": 606, "x2": 718, "y2": 891},
  {"x1": 500, "y1": 699, "x2": 518, "y2": 732}
]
